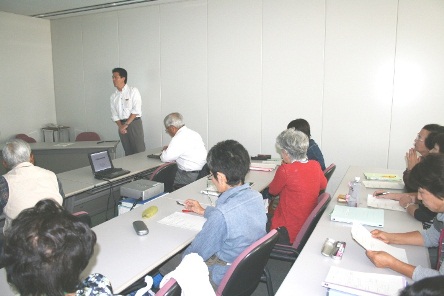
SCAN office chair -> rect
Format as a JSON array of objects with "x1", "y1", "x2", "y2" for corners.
[
  {"x1": 270, "y1": 193, "x2": 331, "y2": 263},
  {"x1": 435, "y1": 229, "x2": 444, "y2": 270},
  {"x1": 320, "y1": 164, "x2": 336, "y2": 194},
  {"x1": 155, "y1": 278, "x2": 182, "y2": 296},
  {"x1": 75, "y1": 132, "x2": 101, "y2": 141},
  {"x1": 197, "y1": 163, "x2": 210, "y2": 179},
  {"x1": 216, "y1": 229, "x2": 279, "y2": 296},
  {"x1": 324, "y1": 163, "x2": 336, "y2": 182},
  {"x1": 15, "y1": 133, "x2": 36, "y2": 143},
  {"x1": 149, "y1": 162, "x2": 178, "y2": 193}
]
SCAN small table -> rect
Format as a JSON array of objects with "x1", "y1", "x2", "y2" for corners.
[{"x1": 42, "y1": 125, "x2": 70, "y2": 142}]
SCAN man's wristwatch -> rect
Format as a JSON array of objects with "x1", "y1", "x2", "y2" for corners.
[{"x1": 404, "y1": 202, "x2": 415, "y2": 209}]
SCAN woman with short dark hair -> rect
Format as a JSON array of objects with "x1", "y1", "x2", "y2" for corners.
[
  {"x1": 287, "y1": 118, "x2": 326, "y2": 170},
  {"x1": 182, "y1": 140, "x2": 267, "y2": 289},
  {"x1": 1, "y1": 199, "x2": 113, "y2": 296}
]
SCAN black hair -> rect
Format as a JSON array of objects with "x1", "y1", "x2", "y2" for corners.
[
  {"x1": 425, "y1": 132, "x2": 444, "y2": 152},
  {"x1": 112, "y1": 67, "x2": 127, "y2": 84},
  {"x1": 207, "y1": 140, "x2": 250, "y2": 186},
  {"x1": 399, "y1": 275, "x2": 444, "y2": 296},
  {"x1": 423, "y1": 124, "x2": 444, "y2": 134},
  {"x1": 409, "y1": 154, "x2": 444, "y2": 199},
  {"x1": 287, "y1": 118, "x2": 311, "y2": 138},
  {"x1": 1, "y1": 199, "x2": 96, "y2": 295}
]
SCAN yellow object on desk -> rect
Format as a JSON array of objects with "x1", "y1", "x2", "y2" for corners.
[
  {"x1": 142, "y1": 206, "x2": 158, "y2": 218},
  {"x1": 364, "y1": 173, "x2": 402, "y2": 181}
]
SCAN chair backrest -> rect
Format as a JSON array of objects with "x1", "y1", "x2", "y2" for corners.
[
  {"x1": 216, "y1": 229, "x2": 279, "y2": 296},
  {"x1": 15, "y1": 133, "x2": 36, "y2": 143},
  {"x1": 155, "y1": 278, "x2": 182, "y2": 296},
  {"x1": 150, "y1": 162, "x2": 178, "y2": 193},
  {"x1": 75, "y1": 132, "x2": 101, "y2": 141},
  {"x1": 197, "y1": 163, "x2": 210, "y2": 179},
  {"x1": 436, "y1": 228, "x2": 444, "y2": 270},
  {"x1": 292, "y1": 192, "x2": 331, "y2": 251},
  {"x1": 324, "y1": 163, "x2": 336, "y2": 182}
]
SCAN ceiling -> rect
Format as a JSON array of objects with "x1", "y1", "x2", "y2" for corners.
[{"x1": 0, "y1": 0, "x2": 159, "y2": 19}]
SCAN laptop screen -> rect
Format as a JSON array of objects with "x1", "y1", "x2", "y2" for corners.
[{"x1": 88, "y1": 150, "x2": 113, "y2": 173}]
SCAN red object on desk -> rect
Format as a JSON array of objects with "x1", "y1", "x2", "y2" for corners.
[{"x1": 182, "y1": 209, "x2": 193, "y2": 213}]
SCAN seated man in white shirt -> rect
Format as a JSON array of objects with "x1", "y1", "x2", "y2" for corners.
[
  {"x1": 0, "y1": 139, "x2": 64, "y2": 234},
  {"x1": 160, "y1": 112, "x2": 207, "y2": 187}
]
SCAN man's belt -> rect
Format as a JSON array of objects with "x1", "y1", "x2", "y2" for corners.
[{"x1": 120, "y1": 117, "x2": 140, "y2": 123}]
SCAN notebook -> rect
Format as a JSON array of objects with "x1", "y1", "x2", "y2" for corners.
[
  {"x1": 330, "y1": 205, "x2": 384, "y2": 227},
  {"x1": 363, "y1": 173, "x2": 402, "y2": 182},
  {"x1": 362, "y1": 180, "x2": 405, "y2": 190},
  {"x1": 88, "y1": 150, "x2": 130, "y2": 180}
]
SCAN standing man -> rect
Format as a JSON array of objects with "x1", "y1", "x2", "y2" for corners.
[
  {"x1": 161, "y1": 112, "x2": 207, "y2": 187},
  {"x1": 110, "y1": 67, "x2": 146, "y2": 156}
]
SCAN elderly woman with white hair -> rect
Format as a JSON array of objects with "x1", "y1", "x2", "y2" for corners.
[{"x1": 268, "y1": 129, "x2": 327, "y2": 244}]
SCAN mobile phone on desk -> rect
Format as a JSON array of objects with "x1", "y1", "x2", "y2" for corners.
[{"x1": 133, "y1": 220, "x2": 149, "y2": 236}]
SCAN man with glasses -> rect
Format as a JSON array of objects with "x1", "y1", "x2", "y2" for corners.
[{"x1": 161, "y1": 112, "x2": 207, "y2": 188}]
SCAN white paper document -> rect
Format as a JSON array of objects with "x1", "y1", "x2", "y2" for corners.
[
  {"x1": 249, "y1": 162, "x2": 277, "y2": 171},
  {"x1": 367, "y1": 194, "x2": 405, "y2": 212},
  {"x1": 157, "y1": 212, "x2": 206, "y2": 232},
  {"x1": 351, "y1": 223, "x2": 408, "y2": 263},
  {"x1": 322, "y1": 266, "x2": 407, "y2": 296},
  {"x1": 54, "y1": 143, "x2": 74, "y2": 147},
  {"x1": 200, "y1": 183, "x2": 219, "y2": 197},
  {"x1": 330, "y1": 205, "x2": 384, "y2": 227}
]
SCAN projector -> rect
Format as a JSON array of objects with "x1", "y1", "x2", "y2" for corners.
[{"x1": 120, "y1": 179, "x2": 164, "y2": 200}]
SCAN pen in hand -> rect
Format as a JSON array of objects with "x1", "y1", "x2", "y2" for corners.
[{"x1": 375, "y1": 192, "x2": 390, "y2": 196}]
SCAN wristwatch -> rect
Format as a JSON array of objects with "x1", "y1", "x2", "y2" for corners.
[{"x1": 404, "y1": 202, "x2": 415, "y2": 209}]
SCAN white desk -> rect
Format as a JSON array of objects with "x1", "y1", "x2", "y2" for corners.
[{"x1": 276, "y1": 166, "x2": 430, "y2": 295}]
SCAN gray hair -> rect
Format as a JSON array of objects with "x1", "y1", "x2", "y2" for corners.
[
  {"x1": 164, "y1": 112, "x2": 185, "y2": 128},
  {"x1": 2, "y1": 139, "x2": 32, "y2": 168},
  {"x1": 276, "y1": 129, "x2": 308, "y2": 161}
]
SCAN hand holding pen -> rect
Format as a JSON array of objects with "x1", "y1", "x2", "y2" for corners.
[
  {"x1": 176, "y1": 199, "x2": 205, "y2": 215},
  {"x1": 176, "y1": 200, "x2": 192, "y2": 213},
  {"x1": 373, "y1": 190, "x2": 390, "y2": 198}
]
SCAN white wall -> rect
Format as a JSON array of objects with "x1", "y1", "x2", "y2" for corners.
[
  {"x1": 0, "y1": 12, "x2": 56, "y2": 142},
  {"x1": 3, "y1": 0, "x2": 444, "y2": 194}
]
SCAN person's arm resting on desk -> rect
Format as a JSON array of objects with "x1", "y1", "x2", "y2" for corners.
[{"x1": 365, "y1": 229, "x2": 443, "y2": 280}]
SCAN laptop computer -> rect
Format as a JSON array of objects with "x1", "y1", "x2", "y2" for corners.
[{"x1": 88, "y1": 150, "x2": 130, "y2": 180}]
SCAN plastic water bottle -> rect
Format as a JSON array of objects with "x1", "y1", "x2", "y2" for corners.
[{"x1": 347, "y1": 177, "x2": 360, "y2": 207}]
